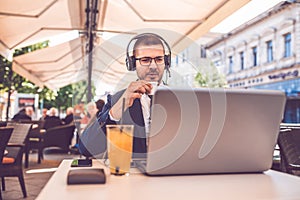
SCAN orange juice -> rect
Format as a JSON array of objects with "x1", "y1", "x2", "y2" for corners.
[{"x1": 106, "y1": 125, "x2": 134, "y2": 175}]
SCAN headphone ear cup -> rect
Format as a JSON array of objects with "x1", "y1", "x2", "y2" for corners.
[
  {"x1": 126, "y1": 57, "x2": 131, "y2": 71},
  {"x1": 164, "y1": 55, "x2": 171, "y2": 69},
  {"x1": 126, "y1": 56, "x2": 136, "y2": 71}
]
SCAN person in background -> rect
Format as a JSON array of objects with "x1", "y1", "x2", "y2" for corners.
[
  {"x1": 86, "y1": 102, "x2": 98, "y2": 122},
  {"x1": 40, "y1": 108, "x2": 49, "y2": 120},
  {"x1": 83, "y1": 99, "x2": 105, "y2": 124},
  {"x1": 63, "y1": 107, "x2": 74, "y2": 125},
  {"x1": 12, "y1": 106, "x2": 32, "y2": 121},
  {"x1": 78, "y1": 99, "x2": 105, "y2": 158},
  {"x1": 74, "y1": 102, "x2": 89, "y2": 125},
  {"x1": 25, "y1": 106, "x2": 34, "y2": 119},
  {"x1": 43, "y1": 107, "x2": 62, "y2": 130},
  {"x1": 79, "y1": 33, "x2": 171, "y2": 158}
]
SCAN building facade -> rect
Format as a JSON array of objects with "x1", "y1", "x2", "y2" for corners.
[{"x1": 206, "y1": 1, "x2": 300, "y2": 123}]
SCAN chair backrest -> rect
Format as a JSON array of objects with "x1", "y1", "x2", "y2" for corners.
[
  {"x1": 0, "y1": 121, "x2": 7, "y2": 127},
  {"x1": 278, "y1": 128, "x2": 300, "y2": 172},
  {"x1": 7, "y1": 123, "x2": 32, "y2": 145},
  {"x1": 0, "y1": 127, "x2": 13, "y2": 161},
  {"x1": 19, "y1": 120, "x2": 43, "y2": 137},
  {"x1": 43, "y1": 117, "x2": 62, "y2": 130},
  {"x1": 43, "y1": 124, "x2": 76, "y2": 150}
]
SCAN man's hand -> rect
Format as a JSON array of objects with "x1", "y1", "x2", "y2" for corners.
[{"x1": 110, "y1": 80, "x2": 152, "y2": 120}]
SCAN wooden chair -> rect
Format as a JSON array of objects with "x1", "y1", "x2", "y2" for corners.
[
  {"x1": 0, "y1": 127, "x2": 13, "y2": 200},
  {"x1": 0, "y1": 123, "x2": 32, "y2": 198}
]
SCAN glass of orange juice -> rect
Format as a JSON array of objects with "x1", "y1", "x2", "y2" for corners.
[{"x1": 106, "y1": 125, "x2": 134, "y2": 175}]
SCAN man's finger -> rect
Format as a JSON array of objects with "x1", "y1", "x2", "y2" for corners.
[{"x1": 128, "y1": 93, "x2": 142, "y2": 106}]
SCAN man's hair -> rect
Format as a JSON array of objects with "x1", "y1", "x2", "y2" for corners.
[
  {"x1": 66, "y1": 107, "x2": 74, "y2": 114},
  {"x1": 95, "y1": 99, "x2": 105, "y2": 111},
  {"x1": 49, "y1": 107, "x2": 58, "y2": 116},
  {"x1": 25, "y1": 106, "x2": 34, "y2": 116},
  {"x1": 133, "y1": 35, "x2": 165, "y2": 57}
]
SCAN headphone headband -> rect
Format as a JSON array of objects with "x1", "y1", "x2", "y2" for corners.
[{"x1": 125, "y1": 33, "x2": 171, "y2": 72}]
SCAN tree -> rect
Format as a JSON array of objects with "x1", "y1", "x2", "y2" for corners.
[
  {"x1": 0, "y1": 41, "x2": 51, "y2": 119},
  {"x1": 50, "y1": 85, "x2": 74, "y2": 113},
  {"x1": 194, "y1": 62, "x2": 227, "y2": 88},
  {"x1": 42, "y1": 81, "x2": 96, "y2": 114}
]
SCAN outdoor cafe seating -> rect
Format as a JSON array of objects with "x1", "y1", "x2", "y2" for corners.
[
  {"x1": 278, "y1": 124, "x2": 300, "y2": 175},
  {"x1": 1, "y1": 123, "x2": 32, "y2": 198},
  {"x1": 1, "y1": 120, "x2": 76, "y2": 168},
  {"x1": 23, "y1": 121, "x2": 76, "y2": 167},
  {"x1": 0, "y1": 127, "x2": 13, "y2": 200}
]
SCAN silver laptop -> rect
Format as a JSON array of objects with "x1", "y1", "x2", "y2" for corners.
[{"x1": 136, "y1": 87, "x2": 286, "y2": 175}]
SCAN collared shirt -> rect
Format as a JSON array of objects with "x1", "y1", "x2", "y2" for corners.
[
  {"x1": 108, "y1": 94, "x2": 151, "y2": 134},
  {"x1": 140, "y1": 94, "x2": 151, "y2": 134},
  {"x1": 108, "y1": 84, "x2": 167, "y2": 133}
]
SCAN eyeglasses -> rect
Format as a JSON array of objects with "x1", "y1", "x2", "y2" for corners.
[{"x1": 135, "y1": 56, "x2": 165, "y2": 67}]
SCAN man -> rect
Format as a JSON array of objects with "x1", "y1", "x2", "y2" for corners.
[
  {"x1": 63, "y1": 107, "x2": 74, "y2": 125},
  {"x1": 79, "y1": 33, "x2": 171, "y2": 158},
  {"x1": 43, "y1": 107, "x2": 62, "y2": 130},
  {"x1": 12, "y1": 106, "x2": 33, "y2": 121},
  {"x1": 40, "y1": 108, "x2": 49, "y2": 120}
]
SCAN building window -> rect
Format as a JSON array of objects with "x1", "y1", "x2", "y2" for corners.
[
  {"x1": 266, "y1": 40, "x2": 273, "y2": 63},
  {"x1": 252, "y1": 46, "x2": 257, "y2": 67},
  {"x1": 214, "y1": 60, "x2": 221, "y2": 67},
  {"x1": 240, "y1": 51, "x2": 244, "y2": 70},
  {"x1": 200, "y1": 46, "x2": 206, "y2": 58},
  {"x1": 284, "y1": 33, "x2": 291, "y2": 58},
  {"x1": 228, "y1": 56, "x2": 233, "y2": 74}
]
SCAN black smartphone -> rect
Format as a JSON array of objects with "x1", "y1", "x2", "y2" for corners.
[{"x1": 71, "y1": 159, "x2": 92, "y2": 167}]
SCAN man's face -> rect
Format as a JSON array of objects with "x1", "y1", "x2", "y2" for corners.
[{"x1": 135, "y1": 44, "x2": 165, "y2": 83}]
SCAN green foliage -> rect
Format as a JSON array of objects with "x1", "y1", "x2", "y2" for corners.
[
  {"x1": 13, "y1": 42, "x2": 49, "y2": 56},
  {"x1": 0, "y1": 41, "x2": 49, "y2": 92},
  {"x1": 194, "y1": 62, "x2": 227, "y2": 88},
  {"x1": 195, "y1": 73, "x2": 208, "y2": 87},
  {"x1": 72, "y1": 80, "x2": 96, "y2": 105},
  {"x1": 43, "y1": 81, "x2": 96, "y2": 112},
  {"x1": 0, "y1": 57, "x2": 12, "y2": 91}
]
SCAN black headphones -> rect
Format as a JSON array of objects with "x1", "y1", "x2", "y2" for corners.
[{"x1": 125, "y1": 33, "x2": 171, "y2": 72}]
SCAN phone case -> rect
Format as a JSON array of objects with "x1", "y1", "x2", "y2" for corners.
[
  {"x1": 71, "y1": 159, "x2": 92, "y2": 167},
  {"x1": 67, "y1": 168, "x2": 106, "y2": 184}
]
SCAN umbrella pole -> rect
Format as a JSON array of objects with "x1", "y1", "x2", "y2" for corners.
[{"x1": 86, "y1": 0, "x2": 99, "y2": 103}]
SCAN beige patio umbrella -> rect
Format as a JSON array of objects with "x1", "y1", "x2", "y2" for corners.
[{"x1": 1, "y1": 0, "x2": 251, "y2": 91}]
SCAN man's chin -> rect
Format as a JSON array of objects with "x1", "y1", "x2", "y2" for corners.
[
  {"x1": 146, "y1": 75, "x2": 160, "y2": 81},
  {"x1": 146, "y1": 77, "x2": 159, "y2": 82}
]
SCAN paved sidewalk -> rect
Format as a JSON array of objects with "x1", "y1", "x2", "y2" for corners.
[{"x1": 2, "y1": 149, "x2": 80, "y2": 200}]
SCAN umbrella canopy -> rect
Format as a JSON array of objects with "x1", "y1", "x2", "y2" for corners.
[
  {"x1": 0, "y1": 0, "x2": 84, "y2": 59},
  {"x1": 12, "y1": 37, "x2": 86, "y2": 89},
  {"x1": 1, "y1": 0, "x2": 251, "y2": 91},
  {"x1": 96, "y1": 0, "x2": 250, "y2": 52}
]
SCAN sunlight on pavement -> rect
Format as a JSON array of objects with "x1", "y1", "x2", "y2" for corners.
[{"x1": 26, "y1": 168, "x2": 58, "y2": 174}]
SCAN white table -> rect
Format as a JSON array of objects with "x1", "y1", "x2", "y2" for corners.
[{"x1": 37, "y1": 159, "x2": 300, "y2": 200}]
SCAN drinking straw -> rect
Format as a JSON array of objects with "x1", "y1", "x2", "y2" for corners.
[
  {"x1": 121, "y1": 97, "x2": 125, "y2": 124},
  {"x1": 120, "y1": 97, "x2": 125, "y2": 131}
]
